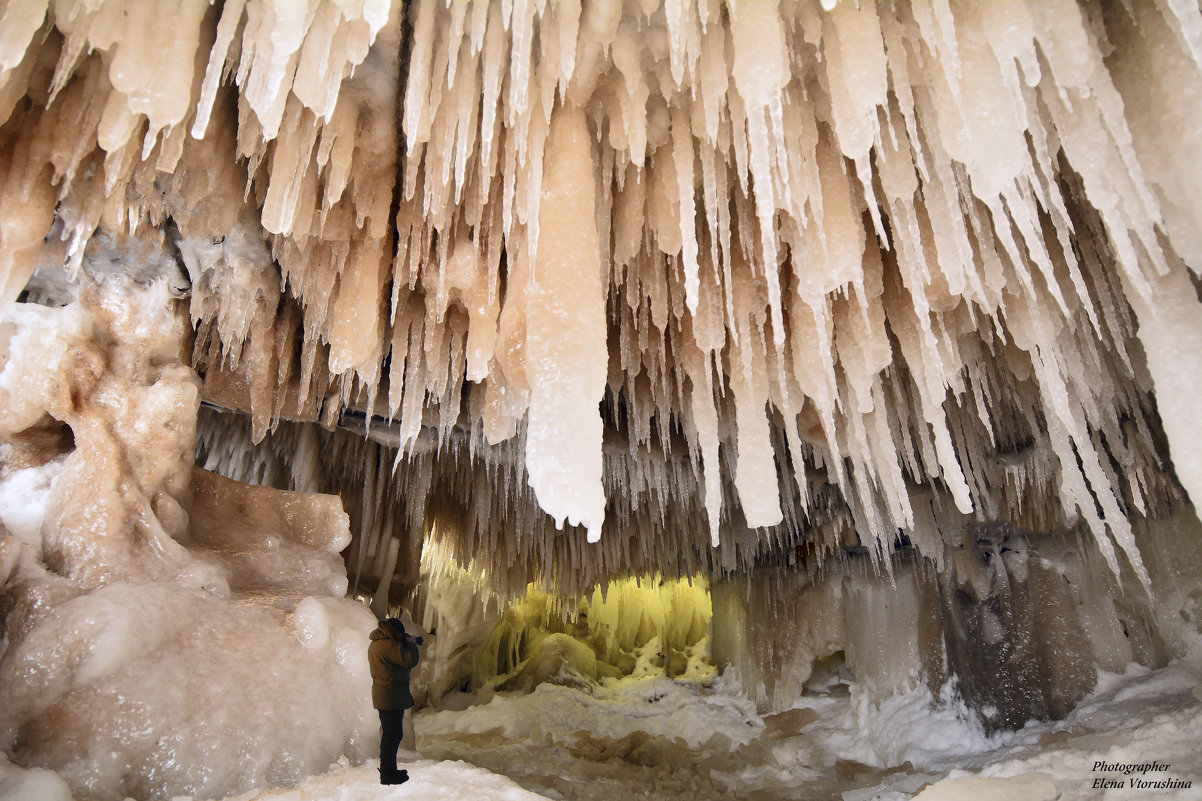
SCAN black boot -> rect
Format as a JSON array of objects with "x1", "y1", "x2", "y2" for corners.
[{"x1": 379, "y1": 767, "x2": 409, "y2": 785}]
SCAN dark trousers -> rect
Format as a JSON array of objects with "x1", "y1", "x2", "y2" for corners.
[{"x1": 378, "y1": 708, "x2": 406, "y2": 773}]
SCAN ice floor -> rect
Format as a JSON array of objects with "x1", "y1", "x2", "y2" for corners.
[
  {"x1": 7, "y1": 652, "x2": 1194, "y2": 801},
  {"x1": 406, "y1": 655, "x2": 1202, "y2": 801}
]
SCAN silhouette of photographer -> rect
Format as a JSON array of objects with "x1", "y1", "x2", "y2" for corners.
[{"x1": 368, "y1": 617, "x2": 422, "y2": 785}]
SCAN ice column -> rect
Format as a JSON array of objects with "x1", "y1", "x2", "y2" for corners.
[{"x1": 525, "y1": 104, "x2": 608, "y2": 542}]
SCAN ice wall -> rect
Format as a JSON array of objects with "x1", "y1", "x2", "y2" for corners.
[
  {"x1": 712, "y1": 512, "x2": 1202, "y2": 724},
  {"x1": 0, "y1": 250, "x2": 378, "y2": 801},
  {"x1": 712, "y1": 555, "x2": 943, "y2": 714}
]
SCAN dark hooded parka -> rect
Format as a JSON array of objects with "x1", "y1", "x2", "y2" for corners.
[{"x1": 368, "y1": 619, "x2": 420, "y2": 709}]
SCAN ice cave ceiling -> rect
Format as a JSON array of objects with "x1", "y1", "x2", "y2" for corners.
[{"x1": 2, "y1": 0, "x2": 1202, "y2": 608}]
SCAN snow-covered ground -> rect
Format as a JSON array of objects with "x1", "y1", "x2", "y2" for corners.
[
  {"x1": 413, "y1": 654, "x2": 1202, "y2": 801},
  {"x1": 6, "y1": 651, "x2": 1192, "y2": 801}
]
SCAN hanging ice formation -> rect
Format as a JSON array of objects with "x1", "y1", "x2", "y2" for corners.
[
  {"x1": 1, "y1": 0, "x2": 1200, "y2": 592},
  {"x1": 3, "y1": 0, "x2": 1202, "y2": 733}
]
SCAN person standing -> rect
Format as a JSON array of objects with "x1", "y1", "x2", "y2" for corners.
[{"x1": 368, "y1": 617, "x2": 422, "y2": 785}]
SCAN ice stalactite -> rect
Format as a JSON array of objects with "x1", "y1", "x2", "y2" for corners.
[
  {"x1": 525, "y1": 104, "x2": 608, "y2": 542},
  {"x1": 299, "y1": 0, "x2": 1199, "y2": 590}
]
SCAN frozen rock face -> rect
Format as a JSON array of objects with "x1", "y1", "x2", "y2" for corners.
[
  {"x1": 0, "y1": 251, "x2": 377, "y2": 801},
  {"x1": 940, "y1": 524, "x2": 1091, "y2": 733}
]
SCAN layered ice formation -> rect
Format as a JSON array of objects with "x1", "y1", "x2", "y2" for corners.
[{"x1": 0, "y1": 250, "x2": 377, "y2": 800}]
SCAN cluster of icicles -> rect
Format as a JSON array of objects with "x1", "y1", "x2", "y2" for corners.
[{"x1": 2, "y1": 0, "x2": 1201, "y2": 589}]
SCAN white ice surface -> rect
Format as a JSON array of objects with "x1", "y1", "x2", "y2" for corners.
[
  {"x1": 2, "y1": 653, "x2": 1196, "y2": 801},
  {"x1": 418, "y1": 674, "x2": 763, "y2": 751},
  {"x1": 0, "y1": 456, "x2": 60, "y2": 546}
]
